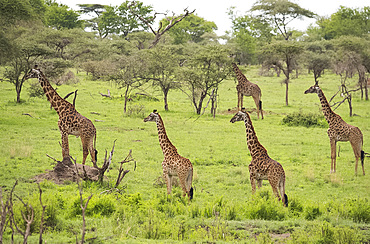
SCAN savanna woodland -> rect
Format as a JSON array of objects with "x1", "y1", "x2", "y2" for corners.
[{"x1": 0, "y1": 0, "x2": 370, "y2": 243}]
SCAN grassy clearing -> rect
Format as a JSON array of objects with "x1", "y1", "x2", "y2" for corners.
[{"x1": 0, "y1": 66, "x2": 369, "y2": 243}]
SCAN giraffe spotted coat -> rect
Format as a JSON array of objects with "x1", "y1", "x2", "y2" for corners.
[
  {"x1": 232, "y1": 63, "x2": 264, "y2": 119},
  {"x1": 25, "y1": 66, "x2": 97, "y2": 165},
  {"x1": 230, "y1": 109, "x2": 287, "y2": 206},
  {"x1": 305, "y1": 84, "x2": 365, "y2": 175},
  {"x1": 144, "y1": 110, "x2": 194, "y2": 200}
]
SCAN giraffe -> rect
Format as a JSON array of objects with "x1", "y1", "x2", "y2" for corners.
[
  {"x1": 230, "y1": 109, "x2": 287, "y2": 206},
  {"x1": 304, "y1": 82, "x2": 365, "y2": 175},
  {"x1": 25, "y1": 65, "x2": 97, "y2": 165},
  {"x1": 232, "y1": 63, "x2": 264, "y2": 119},
  {"x1": 144, "y1": 110, "x2": 194, "y2": 200}
]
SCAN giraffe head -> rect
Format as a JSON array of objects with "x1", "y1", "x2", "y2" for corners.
[
  {"x1": 144, "y1": 110, "x2": 159, "y2": 122},
  {"x1": 230, "y1": 108, "x2": 250, "y2": 123},
  {"x1": 25, "y1": 65, "x2": 41, "y2": 80},
  {"x1": 304, "y1": 81, "x2": 321, "y2": 94}
]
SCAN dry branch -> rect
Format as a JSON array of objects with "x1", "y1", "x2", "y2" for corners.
[
  {"x1": 12, "y1": 194, "x2": 34, "y2": 244},
  {"x1": 128, "y1": 1, "x2": 195, "y2": 48},
  {"x1": 115, "y1": 149, "x2": 135, "y2": 188},
  {"x1": 37, "y1": 183, "x2": 46, "y2": 244},
  {"x1": 0, "y1": 181, "x2": 18, "y2": 244},
  {"x1": 100, "y1": 89, "x2": 111, "y2": 98}
]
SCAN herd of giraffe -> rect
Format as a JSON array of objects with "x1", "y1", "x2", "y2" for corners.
[{"x1": 25, "y1": 63, "x2": 365, "y2": 206}]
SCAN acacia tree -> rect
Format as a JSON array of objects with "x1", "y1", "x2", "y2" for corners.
[
  {"x1": 315, "y1": 6, "x2": 370, "y2": 40},
  {"x1": 140, "y1": 45, "x2": 182, "y2": 111},
  {"x1": 332, "y1": 36, "x2": 370, "y2": 101},
  {"x1": 250, "y1": 0, "x2": 316, "y2": 41},
  {"x1": 228, "y1": 6, "x2": 275, "y2": 64},
  {"x1": 178, "y1": 44, "x2": 231, "y2": 115},
  {"x1": 44, "y1": 0, "x2": 83, "y2": 30},
  {"x1": 261, "y1": 40, "x2": 304, "y2": 106},
  {"x1": 107, "y1": 54, "x2": 146, "y2": 113},
  {"x1": 305, "y1": 41, "x2": 333, "y2": 82},
  {"x1": 3, "y1": 25, "x2": 53, "y2": 103},
  {"x1": 161, "y1": 14, "x2": 217, "y2": 44},
  {"x1": 128, "y1": 1, "x2": 195, "y2": 48}
]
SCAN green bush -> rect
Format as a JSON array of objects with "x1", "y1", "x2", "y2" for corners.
[
  {"x1": 305, "y1": 205, "x2": 322, "y2": 220},
  {"x1": 282, "y1": 112, "x2": 326, "y2": 128},
  {"x1": 245, "y1": 191, "x2": 287, "y2": 221},
  {"x1": 70, "y1": 194, "x2": 116, "y2": 217}
]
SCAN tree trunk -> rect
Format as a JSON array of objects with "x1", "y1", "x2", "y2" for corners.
[
  {"x1": 163, "y1": 88, "x2": 169, "y2": 111},
  {"x1": 348, "y1": 94, "x2": 352, "y2": 117},
  {"x1": 16, "y1": 78, "x2": 22, "y2": 103},
  {"x1": 195, "y1": 92, "x2": 207, "y2": 115},
  {"x1": 285, "y1": 80, "x2": 289, "y2": 106},
  {"x1": 123, "y1": 85, "x2": 129, "y2": 113}
]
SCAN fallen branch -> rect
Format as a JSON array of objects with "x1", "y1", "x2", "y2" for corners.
[
  {"x1": 100, "y1": 89, "x2": 111, "y2": 98},
  {"x1": 22, "y1": 113, "x2": 33, "y2": 118}
]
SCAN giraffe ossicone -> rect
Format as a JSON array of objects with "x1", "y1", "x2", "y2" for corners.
[
  {"x1": 25, "y1": 65, "x2": 97, "y2": 165},
  {"x1": 144, "y1": 110, "x2": 194, "y2": 200}
]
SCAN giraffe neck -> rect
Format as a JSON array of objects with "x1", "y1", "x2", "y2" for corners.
[
  {"x1": 155, "y1": 115, "x2": 178, "y2": 158},
  {"x1": 38, "y1": 73, "x2": 67, "y2": 115},
  {"x1": 243, "y1": 114, "x2": 268, "y2": 159},
  {"x1": 232, "y1": 63, "x2": 250, "y2": 84},
  {"x1": 317, "y1": 88, "x2": 338, "y2": 125}
]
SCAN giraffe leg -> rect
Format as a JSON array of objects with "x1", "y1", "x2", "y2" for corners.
[
  {"x1": 61, "y1": 131, "x2": 69, "y2": 160},
  {"x1": 237, "y1": 92, "x2": 242, "y2": 110},
  {"x1": 330, "y1": 139, "x2": 337, "y2": 173},
  {"x1": 240, "y1": 94, "x2": 244, "y2": 111},
  {"x1": 350, "y1": 140, "x2": 362, "y2": 175},
  {"x1": 250, "y1": 175, "x2": 256, "y2": 194},
  {"x1": 257, "y1": 180, "x2": 262, "y2": 189},
  {"x1": 88, "y1": 135, "x2": 96, "y2": 165},
  {"x1": 81, "y1": 136, "x2": 89, "y2": 165},
  {"x1": 163, "y1": 172, "x2": 172, "y2": 195},
  {"x1": 268, "y1": 177, "x2": 281, "y2": 201},
  {"x1": 252, "y1": 96, "x2": 261, "y2": 119},
  {"x1": 178, "y1": 173, "x2": 189, "y2": 198}
]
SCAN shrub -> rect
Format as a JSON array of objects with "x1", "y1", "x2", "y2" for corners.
[
  {"x1": 305, "y1": 205, "x2": 322, "y2": 220},
  {"x1": 345, "y1": 198, "x2": 370, "y2": 223},
  {"x1": 282, "y1": 112, "x2": 326, "y2": 128},
  {"x1": 288, "y1": 198, "x2": 304, "y2": 217},
  {"x1": 245, "y1": 190, "x2": 287, "y2": 221},
  {"x1": 28, "y1": 81, "x2": 44, "y2": 98}
]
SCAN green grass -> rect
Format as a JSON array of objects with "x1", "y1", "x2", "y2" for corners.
[{"x1": 0, "y1": 66, "x2": 369, "y2": 243}]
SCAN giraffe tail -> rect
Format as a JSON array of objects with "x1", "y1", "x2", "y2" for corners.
[
  {"x1": 187, "y1": 167, "x2": 194, "y2": 200},
  {"x1": 189, "y1": 187, "x2": 194, "y2": 200},
  {"x1": 94, "y1": 132, "x2": 98, "y2": 162},
  {"x1": 361, "y1": 150, "x2": 365, "y2": 167},
  {"x1": 284, "y1": 194, "x2": 288, "y2": 207}
]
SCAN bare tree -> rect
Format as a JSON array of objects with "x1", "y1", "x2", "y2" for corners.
[{"x1": 128, "y1": 1, "x2": 195, "y2": 48}]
